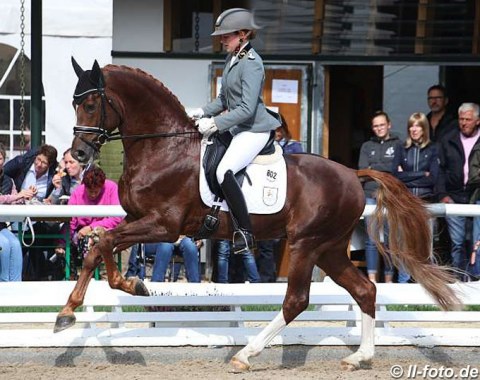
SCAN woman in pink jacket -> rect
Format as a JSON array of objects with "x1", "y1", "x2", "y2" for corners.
[
  {"x1": 68, "y1": 166, "x2": 122, "y2": 242},
  {"x1": 56, "y1": 166, "x2": 122, "y2": 279}
]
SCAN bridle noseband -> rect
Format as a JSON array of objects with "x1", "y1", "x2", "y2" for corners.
[{"x1": 73, "y1": 87, "x2": 198, "y2": 154}]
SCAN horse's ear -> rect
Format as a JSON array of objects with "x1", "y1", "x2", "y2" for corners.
[
  {"x1": 91, "y1": 60, "x2": 105, "y2": 88},
  {"x1": 71, "y1": 56, "x2": 84, "y2": 78}
]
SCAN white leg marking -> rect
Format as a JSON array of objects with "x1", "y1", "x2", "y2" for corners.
[
  {"x1": 231, "y1": 310, "x2": 287, "y2": 371},
  {"x1": 341, "y1": 311, "x2": 375, "y2": 370}
]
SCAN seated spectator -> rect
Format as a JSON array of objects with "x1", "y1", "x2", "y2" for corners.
[
  {"x1": 125, "y1": 237, "x2": 201, "y2": 283},
  {"x1": 3, "y1": 144, "x2": 58, "y2": 201},
  {"x1": 56, "y1": 166, "x2": 122, "y2": 279},
  {"x1": 3, "y1": 144, "x2": 59, "y2": 280},
  {"x1": 46, "y1": 148, "x2": 84, "y2": 205},
  {"x1": 0, "y1": 144, "x2": 35, "y2": 281},
  {"x1": 275, "y1": 117, "x2": 304, "y2": 154}
]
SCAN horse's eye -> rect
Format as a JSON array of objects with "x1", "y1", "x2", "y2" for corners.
[{"x1": 84, "y1": 103, "x2": 96, "y2": 113}]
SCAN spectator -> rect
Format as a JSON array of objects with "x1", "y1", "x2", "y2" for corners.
[
  {"x1": 426, "y1": 85, "x2": 457, "y2": 266},
  {"x1": 3, "y1": 144, "x2": 58, "y2": 201},
  {"x1": 46, "y1": 148, "x2": 84, "y2": 205},
  {"x1": 392, "y1": 112, "x2": 439, "y2": 283},
  {"x1": 255, "y1": 240, "x2": 279, "y2": 282},
  {"x1": 125, "y1": 237, "x2": 201, "y2": 283},
  {"x1": 437, "y1": 102, "x2": 480, "y2": 280},
  {"x1": 358, "y1": 110, "x2": 402, "y2": 283},
  {"x1": 0, "y1": 144, "x2": 35, "y2": 281},
  {"x1": 216, "y1": 239, "x2": 259, "y2": 283},
  {"x1": 426, "y1": 84, "x2": 458, "y2": 143},
  {"x1": 275, "y1": 121, "x2": 303, "y2": 154},
  {"x1": 3, "y1": 144, "x2": 59, "y2": 280},
  {"x1": 56, "y1": 166, "x2": 122, "y2": 279}
]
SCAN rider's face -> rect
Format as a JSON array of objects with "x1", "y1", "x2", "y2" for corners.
[{"x1": 220, "y1": 32, "x2": 241, "y2": 53}]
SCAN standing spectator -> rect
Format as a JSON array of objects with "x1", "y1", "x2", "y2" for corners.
[
  {"x1": 393, "y1": 113, "x2": 439, "y2": 201},
  {"x1": 392, "y1": 112, "x2": 439, "y2": 283},
  {"x1": 426, "y1": 85, "x2": 457, "y2": 266},
  {"x1": 358, "y1": 111, "x2": 402, "y2": 283},
  {"x1": 426, "y1": 84, "x2": 458, "y2": 143},
  {"x1": 216, "y1": 239, "x2": 260, "y2": 283},
  {"x1": 56, "y1": 166, "x2": 122, "y2": 279},
  {"x1": 47, "y1": 148, "x2": 84, "y2": 204},
  {"x1": 437, "y1": 103, "x2": 480, "y2": 280},
  {"x1": 0, "y1": 144, "x2": 35, "y2": 281}
]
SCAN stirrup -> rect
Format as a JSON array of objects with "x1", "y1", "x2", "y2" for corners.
[{"x1": 232, "y1": 230, "x2": 256, "y2": 254}]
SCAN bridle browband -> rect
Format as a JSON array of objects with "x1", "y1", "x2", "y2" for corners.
[{"x1": 73, "y1": 87, "x2": 199, "y2": 153}]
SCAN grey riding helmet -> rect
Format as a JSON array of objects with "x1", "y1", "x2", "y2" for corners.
[{"x1": 211, "y1": 8, "x2": 261, "y2": 36}]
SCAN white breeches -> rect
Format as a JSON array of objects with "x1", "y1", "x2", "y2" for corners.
[{"x1": 216, "y1": 131, "x2": 271, "y2": 184}]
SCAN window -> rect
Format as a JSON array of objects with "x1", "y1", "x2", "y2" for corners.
[{"x1": 0, "y1": 43, "x2": 45, "y2": 159}]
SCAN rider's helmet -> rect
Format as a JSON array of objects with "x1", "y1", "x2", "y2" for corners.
[{"x1": 211, "y1": 8, "x2": 261, "y2": 36}]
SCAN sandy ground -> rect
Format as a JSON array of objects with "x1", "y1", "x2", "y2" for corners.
[{"x1": 0, "y1": 346, "x2": 478, "y2": 380}]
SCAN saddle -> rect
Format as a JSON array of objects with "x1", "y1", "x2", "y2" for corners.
[
  {"x1": 203, "y1": 130, "x2": 276, "y2": 198},
  {"x1": 196, "y1": 130, "x2": 277, "y2": 239}
]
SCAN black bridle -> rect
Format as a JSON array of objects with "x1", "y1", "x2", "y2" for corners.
[{"x1": 73, "y1": 88, "x2": 198, "y2": 153}]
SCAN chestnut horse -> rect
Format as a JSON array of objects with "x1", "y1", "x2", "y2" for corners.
[{"x1": 55, "y1": 60, "x2": 460, "y2": 372}]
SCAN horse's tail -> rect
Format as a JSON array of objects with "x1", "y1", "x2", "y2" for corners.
[{"x1": 357, "y1": 169, "x2": 462, "y2": 311}]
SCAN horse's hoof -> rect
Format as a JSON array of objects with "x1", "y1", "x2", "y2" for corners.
[
  {"x1": 340, "y1": 361, "x2": 358, "y2": 371},
  {"x1": 133, "y1": 278, "x2": 150, "y2": 297},
  {"x1": 54, "y1": 314, "x2": 76, "y2": 333},
  {"x1": 229, "y1": 356, "x2": 250, "y2": 373},
  {"x1": 340, "y1": 358, "x2": 371, "y2": 371}
]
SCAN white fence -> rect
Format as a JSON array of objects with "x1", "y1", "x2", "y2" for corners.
[
  {"x1": 0, "y1": 204, "x2": 480, "y2": 348},
  {"x1": 0, "y1": 281, "x2": 479, "y2": 348}
]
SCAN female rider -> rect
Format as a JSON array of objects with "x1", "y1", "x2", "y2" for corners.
[{"x1": 188, "y1": 8, "x2": 281, "y2": 254}]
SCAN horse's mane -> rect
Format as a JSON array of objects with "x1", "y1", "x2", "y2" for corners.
[{"x1": 103, "y1": 64, "x2": 190, "y2": 118}]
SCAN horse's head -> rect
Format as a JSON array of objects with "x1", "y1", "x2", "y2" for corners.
[{"x1": 70, "y1": 57, "x2": 123, "y2": 165}]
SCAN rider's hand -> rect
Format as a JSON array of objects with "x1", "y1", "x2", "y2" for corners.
[
  {"x1": 196, "y1": 117, "x2": 218, "y2": 137},
  {"x1": 187, "y1": 108, "x2": 204, "y2": 120}
]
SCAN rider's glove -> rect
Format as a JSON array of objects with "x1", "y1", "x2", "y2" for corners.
[
  {"x1": 187, "y1": 108, "x2": 204, "y2": 120},
  {"x1": 196, "y1": 117, "x2": 218, "y2": 137}
]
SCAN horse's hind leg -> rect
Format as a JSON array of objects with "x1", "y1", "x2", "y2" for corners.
[
  {"x1": 231, "y1": 240, "x2": 315, "y2": 372},
  {"x1": 318, "y1": 250, "x2": 376, "y2": 370}
]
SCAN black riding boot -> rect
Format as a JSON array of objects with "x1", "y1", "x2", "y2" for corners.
[{"x1": 221, "y1": 170, "x2": 256, "y2": 254}]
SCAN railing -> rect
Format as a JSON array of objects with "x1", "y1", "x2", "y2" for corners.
[
  {"x1": 0, "y1": 204, "x2": 479, "y2": 348},
  {"x1": 0, "y1": 281, "x2": 478, "y2": 348}
]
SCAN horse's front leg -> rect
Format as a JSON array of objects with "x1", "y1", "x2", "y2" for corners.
[
  {"x1": 99, "y1": 230, "x2": 149, "y2": 297},
  {"x1": 54, "y1": 242, "x2": 103, "y2": 333}
]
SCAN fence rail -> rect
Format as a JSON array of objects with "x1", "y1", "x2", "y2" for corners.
[
  {"x1": 0, "y1": 281, "x2": 479, "y2": 348},
  {"x1": 1, "y1": 204, "x2": 480, "y2": 348}
]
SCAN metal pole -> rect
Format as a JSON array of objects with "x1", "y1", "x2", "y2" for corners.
[{"x1": 30, "y1": 0, "x2": 42, "y2": 148}]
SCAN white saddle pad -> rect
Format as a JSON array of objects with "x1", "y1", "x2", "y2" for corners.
[{"x1": 199, "y1": 140, "x2": 287, "y2": 214}]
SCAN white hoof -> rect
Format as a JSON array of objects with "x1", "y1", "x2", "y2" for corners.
[
  {"x1": 230, "y1": 355, "x2": 250, "y2": 373},
  {"x1": 340, "y1": 351, "x2": 372, "y2": 371}
]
